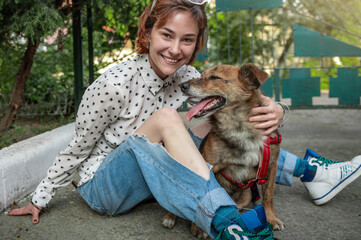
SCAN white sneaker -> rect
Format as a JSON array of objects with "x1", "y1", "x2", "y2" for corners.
[{"x1": 301, "y1": 154, "x2": 361, "y2": 205}]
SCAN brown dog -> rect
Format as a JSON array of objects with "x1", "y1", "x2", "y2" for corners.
[{"x1": 162, "y1": 64, "x2": 284, "y2": 239}]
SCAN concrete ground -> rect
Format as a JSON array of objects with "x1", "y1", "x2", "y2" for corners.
[{"x1": 1, "y1": 109, "x2": 361, "y2": 240}]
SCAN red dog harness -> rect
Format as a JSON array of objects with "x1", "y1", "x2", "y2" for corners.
[{"x1": 220, "y1": 134, "x2": 282, "y2": 198}]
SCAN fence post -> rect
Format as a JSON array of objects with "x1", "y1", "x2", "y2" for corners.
[
  {"x1": 72, "y1": 0, "x2": 84, "y2": 111},
  {"x1": 87, "y1": 1, "x2": 94, "y2": 85}
]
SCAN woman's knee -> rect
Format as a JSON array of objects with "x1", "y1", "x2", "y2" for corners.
[
  {"x1": 153, "y1": 107, "x2": 184, "y2": 128},
  {"x1": 135, "y1": 108, "x2": 185, "y2": 142},
  {"x1": 151, "y1": 108, "x2": 186, "y2": 138}
]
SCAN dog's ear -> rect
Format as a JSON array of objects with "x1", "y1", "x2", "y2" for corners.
[{"x1": 239, "y1": 64, "x2": 269, "y2": 89}]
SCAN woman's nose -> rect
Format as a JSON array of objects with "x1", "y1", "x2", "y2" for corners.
[{"x1": 169, "y1": 41, "x2": 181, "y2": 55}]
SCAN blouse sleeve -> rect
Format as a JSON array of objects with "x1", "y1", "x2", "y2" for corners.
[{"x1": 32, "y1": 78, "x2": 124, "y2": 207}]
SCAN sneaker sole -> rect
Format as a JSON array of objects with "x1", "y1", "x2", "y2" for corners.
[{"x1": 311, "y1": 164, "x2": 361, "y2": 205}]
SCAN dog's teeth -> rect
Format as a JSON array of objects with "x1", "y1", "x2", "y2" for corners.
[
  {"x1": 200, "y1": 98, "x2": 221, "y2": 112},
  {"x1": 203, "y1": 99, "x2": 220, "y2": 110}
]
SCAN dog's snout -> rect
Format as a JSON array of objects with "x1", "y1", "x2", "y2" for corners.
[{"x1": 180, "y1": 82, "x2": 190, "y2": 93}]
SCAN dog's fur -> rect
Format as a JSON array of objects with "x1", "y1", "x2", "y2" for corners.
[{"x1": 162, "y1": 64, "x2": 284, "y2": 239}]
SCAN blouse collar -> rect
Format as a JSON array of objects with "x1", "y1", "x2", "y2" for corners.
[{"x1": 137, "y1": 54, "x2": 177, "y2": 95}]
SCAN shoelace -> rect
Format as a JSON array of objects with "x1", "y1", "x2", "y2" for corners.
[
  {"x1": 215, "y1": 223, "x2": 276, "y2": 240},
  {"x1": 311, "y1": 156, "x2": 341, "y2": 167}
]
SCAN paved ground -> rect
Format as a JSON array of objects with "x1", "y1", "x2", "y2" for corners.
[{"x1": 1, "y1": 109, "x2": 361, "y2": 240}]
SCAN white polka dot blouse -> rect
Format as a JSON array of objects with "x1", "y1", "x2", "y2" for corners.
[{"x1": 32, "y1": 54, "x2": 201, "y2": 207}]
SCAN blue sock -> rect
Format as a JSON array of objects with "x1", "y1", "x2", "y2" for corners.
[
  {"x1": 212, "y1": 206, "x2": 238, "y2": 232},
  {"x1": 293, "y1": 157, "x2": 308, "y2": 177},
  {"x1": 212, "y1": 205, "x2": 267, "y2": 233}
]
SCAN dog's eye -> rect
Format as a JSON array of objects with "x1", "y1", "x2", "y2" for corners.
[{"x1": 209, "y1": 76, "x2": 221, "y2": 81}]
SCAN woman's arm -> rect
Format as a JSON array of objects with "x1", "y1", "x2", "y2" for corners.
[{"x1": 8, "y1": 79, "x2": 124, "y2": 223}]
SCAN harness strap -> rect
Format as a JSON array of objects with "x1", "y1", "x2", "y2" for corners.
[
  {"x1": 257, "y1": 137, "x2": 270, "y2": 185},
  {"x1": 269, "y1": 133, "x2": 282, "y2": 145},
  {"x1": 220, "y1": 133, "x2": 282, "y2": 189}
]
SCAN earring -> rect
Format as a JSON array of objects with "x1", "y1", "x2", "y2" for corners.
[{"x1": 146, "y1": 42, "x2": 150, "y2": 49}]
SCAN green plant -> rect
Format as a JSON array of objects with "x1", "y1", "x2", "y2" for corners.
[{"x1": 0, "y1": 114, "x2": 75, "y2": 150}]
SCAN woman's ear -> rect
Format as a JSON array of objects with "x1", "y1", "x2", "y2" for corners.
[{"x1": 146, "y1": 32, "x2": 151, "y2": 49}]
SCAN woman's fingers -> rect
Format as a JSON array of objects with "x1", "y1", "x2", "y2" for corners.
[
  {"x1": 8, "y1": 202, "x2": 42, "y2": 224},
  {"x1": 8, "y1": 206, "x2": 31, "y2": 216},
  {"x1": 262, "y1": 124, "x2": 278, "y2": 136},
  {"x1": 248, "y1": 95, "x2": 284, "y2": 135},
  {"x1": 32, "y1": 210, "x2": 40, "y2": 224}
]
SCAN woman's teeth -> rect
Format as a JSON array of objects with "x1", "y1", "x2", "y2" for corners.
[{"x1": 163, "y1": 56, "x2": 178, "y2": 63}]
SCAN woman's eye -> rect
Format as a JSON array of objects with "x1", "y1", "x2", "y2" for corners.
[
  {"x1": 184, "y1": 38, "x2": 195, "y2": 44},
  {"x1": 162, "y1": 33, "x2": 171, "y2": 38}
]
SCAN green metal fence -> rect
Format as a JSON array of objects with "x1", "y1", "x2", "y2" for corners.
[{"x1": 196, "y1": 0, "x2": 361, "y2": 109}]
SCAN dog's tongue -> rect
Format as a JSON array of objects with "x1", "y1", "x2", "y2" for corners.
[{"x1": 185, "y1": 98, "x2": 214, "y2": 121}]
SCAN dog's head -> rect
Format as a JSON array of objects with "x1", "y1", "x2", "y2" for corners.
[{"x1": 180, "y1": 64, "x2": 269, "y2": 121}]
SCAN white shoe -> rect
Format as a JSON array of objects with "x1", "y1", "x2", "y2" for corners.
[{"x1": 301, "y1": 154, "x2": 361, "y2": 205}]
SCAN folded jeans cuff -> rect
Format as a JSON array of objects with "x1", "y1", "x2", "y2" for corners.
[{"x1": 196, "y1": 187, "x2": 237, "y2": 238}]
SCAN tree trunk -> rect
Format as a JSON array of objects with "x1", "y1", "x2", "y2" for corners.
[
  {"x1": 0, "y1": 38, "x2": 39, "y2": 132},
  {"x1": 277, "y1": 35, "x2": 294, "y2": 67}
]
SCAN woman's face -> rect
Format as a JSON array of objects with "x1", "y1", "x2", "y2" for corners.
[{"x1": 148, "y1": 11, "x2": 199, "y2": 79}]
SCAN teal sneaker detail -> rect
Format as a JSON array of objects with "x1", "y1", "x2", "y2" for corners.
[
  {"x1": 215, "y1": 205, "x2": 276, "y2": 240},
  {"x1": 303, "y1": 148, "x2": 320, "y2": 161}
]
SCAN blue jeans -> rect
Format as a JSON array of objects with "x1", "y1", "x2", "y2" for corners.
[
  {"x1": 77, "y1": 130, "x2": 236, "y2": 238},
  {"x1": 275, "y1": 149, "x2": 298, "y2": 186}
]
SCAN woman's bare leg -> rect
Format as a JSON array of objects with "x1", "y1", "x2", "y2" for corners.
[{"x1": 135, "y1": 108, "x2": 210, "y2": 180}]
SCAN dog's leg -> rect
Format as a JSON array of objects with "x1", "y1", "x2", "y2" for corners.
[
  {"x1": 191, "y1": 223, "x2": 209, "y2": 239},
  {"x1": 234, "y1": 189, "x2": 252, "y2": 211},
  {"x1": 261, "y1": 144, "x2": 285, "y2": 231},
  {"x1": 163, "y1": 213, "x2": 210, "y2": 239},
  {"x1": 162, "y1": 212, "x2": 177, "y2": 228}
]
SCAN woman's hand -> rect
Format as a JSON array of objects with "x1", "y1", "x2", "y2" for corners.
[
  {"x1": 8, "y1": 202, "x2": 42, "y2": 224},
  {"x1": 248, "y1": 95, "x2": 284, "y2": 136}
]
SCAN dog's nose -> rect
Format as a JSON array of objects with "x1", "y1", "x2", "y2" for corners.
[{"x1": 180, "y1": 82, "x2": 190, "y2": 93}]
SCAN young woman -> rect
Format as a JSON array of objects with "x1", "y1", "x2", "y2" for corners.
[{"x1": 9, "y1": 1, "x2": 283, "y2": 239}]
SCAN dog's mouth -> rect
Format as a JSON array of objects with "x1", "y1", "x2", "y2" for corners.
[{"x1": 185, "y1": 95, "x2": 226, "y2": 121}]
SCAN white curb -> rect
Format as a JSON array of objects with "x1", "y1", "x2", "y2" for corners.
[{"x1": 0, "y1": 123, "x2": 75, "y2": 211}]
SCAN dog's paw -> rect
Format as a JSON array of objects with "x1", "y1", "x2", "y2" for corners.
[
  {"x1": 191, "y1": 222, "x2": 209, "y2": 239},
  {"x1": 162, "y1": 212, "x2": 177, "y2": 229},
  {"x1": 269, "y1": 218, "x2": 285, "y2": 231}
]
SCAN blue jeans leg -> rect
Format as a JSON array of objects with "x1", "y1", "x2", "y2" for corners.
[
  {"x1": 77, "y1": 140, "x2": 153, "y2": 215},
  {"x1": 276, "y1": 149, "x2": 298, "y2": 186},
  {"x1": 78, "y1": 132, "x2": 236, "y2": 238}
]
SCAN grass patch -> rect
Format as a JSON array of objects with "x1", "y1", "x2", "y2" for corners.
[{"x1": 0, "y1": 114, "x2": 74, "y2": 150}]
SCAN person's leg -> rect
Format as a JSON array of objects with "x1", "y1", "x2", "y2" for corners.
[
  {"x1": 275, "y1": 149, "x2": 298, "y2": 186},
  {"x1": 135, "y1": 108, "x2": 210, "y2": 180},
  {"x1": 276, "y1": 148, "x2": 361, "y2": 205},
  {"x1": 77, "y1": 140, "x2": 153, "y2": 215},
  {"x1": 133, "y1": 108, "x2": 275, "y2": 239},
  {"x1": 79, "y1": 108, "x2": 274, "y2": 239}
]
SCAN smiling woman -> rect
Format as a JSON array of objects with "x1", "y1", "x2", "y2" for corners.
[
  {"x1": 136, "y1": 0, "x2": 208, "y2": 66},
  {"x1": 8, "y1": 1, "x2": 279, "y2": 239},
  {"x1": 147, "y1": 11, "x2": 199, "y2": 79}
]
